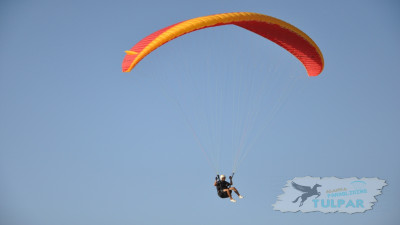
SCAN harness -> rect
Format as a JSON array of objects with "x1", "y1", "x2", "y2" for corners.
[{"x1": 216, "y1": 173, "x2": 235, "y2": 198}]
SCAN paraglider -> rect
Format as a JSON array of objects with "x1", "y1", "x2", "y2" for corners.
[
  {"x1": 214, "y1": 174, "x2": 244, "y2": 203},
  {"x1": 122, "y1": 12, "x2": 324, "y2": 201}
]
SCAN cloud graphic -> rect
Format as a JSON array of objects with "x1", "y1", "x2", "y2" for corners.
[{"x1": 273, "y1": 177, "x2": 386, "y2": 213}]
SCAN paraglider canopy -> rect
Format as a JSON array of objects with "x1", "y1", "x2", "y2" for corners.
[{"x1": 122, "y1": 12, "x2": 324, "y2": 76}]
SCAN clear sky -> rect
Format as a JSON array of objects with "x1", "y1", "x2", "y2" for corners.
[{"x1": 1, "y1": 0, "x2": 399, "y2": 224}]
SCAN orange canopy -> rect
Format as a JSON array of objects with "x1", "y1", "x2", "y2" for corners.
[{"x1": 122, "y1": 12, "x2": 324, "y2": 76}]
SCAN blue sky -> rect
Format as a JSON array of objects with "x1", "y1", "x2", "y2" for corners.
[{"x1": 1, "y1": 0, "x2": 399, "y2": 224}]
